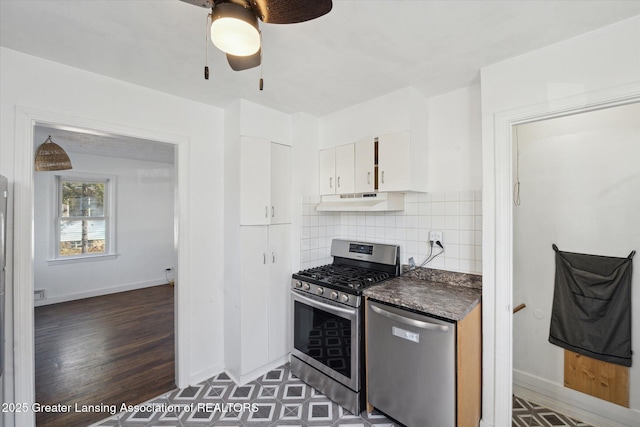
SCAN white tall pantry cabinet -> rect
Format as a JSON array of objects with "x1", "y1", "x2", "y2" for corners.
[{"x1": 226, "y1": 135, "x2": 292, "y2": 384}]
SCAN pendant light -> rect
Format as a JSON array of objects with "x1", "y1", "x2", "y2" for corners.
[
  {"x1": 210, "y1": 2, "x2": 260, "y2": 56},
  {"x1": 34, "y1": 135, "x2": 73, "y2": 171}
]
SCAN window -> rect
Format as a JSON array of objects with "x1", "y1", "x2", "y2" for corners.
[{"x1": 54, "y1": 174, "x2": 116, "y2": 261}]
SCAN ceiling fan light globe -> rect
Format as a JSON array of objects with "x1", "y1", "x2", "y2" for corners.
[
  {"x1": 211, "y1": 18, "x2": 260, "y2": 56},
  {"x1": 210, "y1": 3, "x2": 260, "y2": 57}
]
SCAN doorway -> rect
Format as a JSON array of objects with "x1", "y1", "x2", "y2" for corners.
[
  {"x1": 31, "y1": 124, "x2": 178, "y2": 425},
  {"x1": 511, "y1": 103, "x2": 640, "y2": 425},
  {"x1": 10, "y1": 107, "x2": 189, "y2": 427}
]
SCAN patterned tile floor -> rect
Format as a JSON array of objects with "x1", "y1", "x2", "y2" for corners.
[
  {"x1": 512, "y1": 395, "x2": 593, "y2": 427},
  {"x1": 92, "y1": 363, "x2": 594, "y2": 427},
  {"x1": 93, "y1": 363, "x2": 396, "y2": 426}
]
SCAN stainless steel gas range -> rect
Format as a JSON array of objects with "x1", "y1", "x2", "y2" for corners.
[{"x1": 290, "y1": 239, "x2": 400, "y2": 415}]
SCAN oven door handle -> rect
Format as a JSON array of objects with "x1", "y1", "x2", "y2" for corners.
[
  {"x1": 292, "y1": 291, "x2": 358, "y2": 316},
  {"x1": 370, "y1": 304, "x2": 450, "y2": 332}
]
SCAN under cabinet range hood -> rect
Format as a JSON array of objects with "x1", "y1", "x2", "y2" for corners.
[{"x1": 316, "y1": 192, "x2": 404, "y2": 212}]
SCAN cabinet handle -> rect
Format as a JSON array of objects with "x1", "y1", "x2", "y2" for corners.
[
  {"x1": 263, "y1": 253, "x2": 266, "y2": 264},
  {"x1": 367, "y1": 171, "x2": 371, "y2": 185},
  {"x1": 272, "y1": 251, "x2": 276, "y2": 263},
  {"x1": 271, "y1": 206, "x2": 275, "y2": 218},
  {"x1": 329, "y1": 177, "x2": 333, "y2": 188},
  {"x1": 337, "y1": 176, "x2": 341, "y2": 188},
  {"x1": 381, "y1": 170, "x2": 385, "y2": 184}
]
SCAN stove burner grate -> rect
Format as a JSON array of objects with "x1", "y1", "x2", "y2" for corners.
[{"x1": 296, "y1": 264, "x2": 391, "y2": 290}]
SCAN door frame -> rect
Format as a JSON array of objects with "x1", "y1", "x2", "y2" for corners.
[
  {"x1": 485, "y1": 83, "x2": 640, "y2": 426},
  {"x1": 12, "y1": 106, "x2": 191, "y2": 426}
]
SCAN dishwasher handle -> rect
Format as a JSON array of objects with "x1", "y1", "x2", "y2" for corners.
[{"x1": 370, "y1": 304, "x2": 450, "y2": 332}]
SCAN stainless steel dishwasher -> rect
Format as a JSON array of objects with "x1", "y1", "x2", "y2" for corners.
[{"x1": 366, "y1": 300, "x2": 456, "y2": 427}]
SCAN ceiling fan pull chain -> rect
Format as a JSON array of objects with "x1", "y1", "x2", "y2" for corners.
[
  {"x1": 204, "y1": 12, "x2": 211, "y2": 80},
  {"x1": 259, "y1": 32, "x2": 264, "y2": 90}
]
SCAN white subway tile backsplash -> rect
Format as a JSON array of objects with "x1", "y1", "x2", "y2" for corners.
[
  {"x1": 445, "y1": 191, "x2": 460, "y2": 202},
  {"x1": 431, "y1": 202, "x2": 445, "y2": 215},
  {"x1": 445, "y1": 201, "x2": 460, "y2": 216},
  {"x1": 460, "y1": 201, "x2": 474, "y2": 215},
  {"x1": 444, "y1": 216, "x2": 460, "y2": 230},
  {"x1": 460, "y1": 190, "x2": 475, "y2": 201},
  {"x1": 299, "y1": 190, "x2": 482, "y2": 274},
  {"x1": 432, "y1": 215, "x2": 445, "y2": 229}
]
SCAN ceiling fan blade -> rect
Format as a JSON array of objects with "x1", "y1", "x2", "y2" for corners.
[
  {"x1": 178, "y1": 0, "x2": 214, "y2": 8},
  {"x1": 252, "y1": 0, "x2": 332, "y2": 24},
  {"x1": 227, "y1": 49, "x2": 261, "y2": 71}
]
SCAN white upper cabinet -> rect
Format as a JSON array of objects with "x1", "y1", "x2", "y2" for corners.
[
  {"x1": 240, "y1": 137, "x2": 291, "y2": 225},
  {"x1": 319, "y1": 147, "x2": 336, "y2": 195},
  {"x1": 319, "y1": 131, "x2": 427, "y2": 195},
  {"x1": 335, "y1": 144, "x2": 355, "y2": 194},
  {"x1": 354, "y1": 136, "x2": 375, "y2": 193},
  {"x1": 377, "y1": 132, "x2": 411, "y2": 192},
  {"x1": 319, "y1": 144, "x2": 355, "y2": 195},
  {"x1": 270, "y1": 142, "x2": 291, "y2": 224}
]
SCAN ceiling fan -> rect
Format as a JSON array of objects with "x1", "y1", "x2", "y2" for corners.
[{"x1": 180, "y1": 0, "x2": 332, "y2": 79}]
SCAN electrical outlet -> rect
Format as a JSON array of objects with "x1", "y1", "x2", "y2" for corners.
[{"x1": 429, "y1": 230, "x2": 443, "y2": 242}]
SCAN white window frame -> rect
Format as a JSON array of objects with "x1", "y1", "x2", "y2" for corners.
[{"x1": 48, "y1": 172, "x2": 117, "y2": 265}]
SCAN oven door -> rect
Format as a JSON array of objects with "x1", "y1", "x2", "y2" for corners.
[{"x1": 291, "y1": 289, "x2": 360, "y2": 391}]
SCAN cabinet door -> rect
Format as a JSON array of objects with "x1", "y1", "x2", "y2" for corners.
[
  {"x1": 319, "y1": 148, "x2": 336, "y2": 195},
  {"x1": 335, "y1": 143, "x2": 355, "y2": 194},
  {"x1": 378, "y1": 132, "x2": 411, "y2": 192},
  {"x1": 268, "y1": 224, "x2": 292, "y2": 361},
  {"x1": 240, "y1": 226, "x2": 270, "y2": 374},
  {"x1": 354, "y1": 137, "x2": 374, "y2": 193},
  {"x1": 270, "y1": 143, "x2": 291, "y2": 224},
  {"x1": 240, "y1": 137, "x2": 271, "y2": 225}
]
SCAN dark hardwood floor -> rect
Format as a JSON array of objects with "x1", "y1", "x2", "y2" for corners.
[{"x1": 35, "y1": 285, "x2": 175, "y2": 426}]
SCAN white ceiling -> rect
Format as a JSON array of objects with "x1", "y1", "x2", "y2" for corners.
[
  {"x1": 34, "y1": 124, "x2": 176, "y2": 164},
  {"x1": 2, "y1": 0, "x2": 640, "y2": 118}
]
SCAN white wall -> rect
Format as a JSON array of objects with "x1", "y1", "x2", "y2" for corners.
[
  {"x1": 33, "y1": 153, "x2": 175, "y2": 305},
  {"x1": 426, "y1": 84, "x2": 482, "y2": 192},
  {"x1": 513, "y1": 104, "x2": 640, "y2": 410},
  {"x1": 480, "y1": 15, "x2": 640, "y2": 427},
  {"x1": 0, "y1": 47, "x2": 226, "y2": 422}
]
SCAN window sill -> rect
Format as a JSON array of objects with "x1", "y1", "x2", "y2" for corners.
[{"x1": 47, "y1": 253, "x2": 118, "y2": 266}]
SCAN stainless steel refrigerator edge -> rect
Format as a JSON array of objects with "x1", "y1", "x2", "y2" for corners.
[{"x1": 0, "y1": 175, "x2": 8, "y2": 378}]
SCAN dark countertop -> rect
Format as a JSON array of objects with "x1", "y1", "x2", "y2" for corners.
[{"x1": 363, "y1": 268, "x2": 482, "y2": 321}]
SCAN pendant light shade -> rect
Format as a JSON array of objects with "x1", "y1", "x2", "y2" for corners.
[
  {"x1": 35, "y1": 136, "x2": 73, "y2": 171},
  {"x1": 210, "y1": 2, "x2": 260, "y2": 56}
]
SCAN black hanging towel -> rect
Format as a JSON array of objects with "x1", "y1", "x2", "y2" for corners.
[{"x1": 549, "y1": 244, "x2": 635, "y2": 367}]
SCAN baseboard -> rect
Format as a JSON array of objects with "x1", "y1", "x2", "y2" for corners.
[
  {"x1": 188, "y1": 362, "x2": 225, "y2": 387},
  {"x1": 34, "y1": 278, "x2": 169, "y2": 306},
  {"x1": 225, "y1": 355, "x2": 290, "y2": 386},
  {"x1": 513, "y1": 369, "x2": 639, "y2": 427},
  {"x1": 479, "y1": 420, "x2": 493, "y2": 427}
]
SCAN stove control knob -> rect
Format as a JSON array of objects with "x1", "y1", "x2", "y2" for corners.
[
  {"x1": 316, "y1": 287, "x2": 324, "y2": 295},
  {"x1": 340, "y1": 294, "x2": 350, "y2": 303},
  {"x1": 302, "y1": 283, "x2": 311, "y2": 291},
  {"x1": 330, "y1": 291, "x2": 338, "y2": 300},
  {"x1": 294, "y1": 281, "x2": 302, "y2": 289}
]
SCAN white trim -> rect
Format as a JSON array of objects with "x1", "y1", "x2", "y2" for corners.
[
  {"x1": 12, "y1": 106, "x2": 190, "y2": 427},
  {"x1": 514, "y1": 369, "x2": 640, "y2": 427},
  {"x1": 46, "y1": 253, "x2": 118, "y2": 265},
  {"x1": 33, "y1": 279, "x2": 168, "y2": 307},
  {"x1": 486, "y1": 82, "x2": 640, "y2": 427}
]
